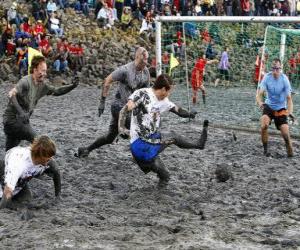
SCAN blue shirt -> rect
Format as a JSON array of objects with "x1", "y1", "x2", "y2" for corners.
[{"x1": 260, "y1": 72, "x2": 291, "y2": 111}]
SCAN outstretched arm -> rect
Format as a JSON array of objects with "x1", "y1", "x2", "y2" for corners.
[
  {"x1": 44, "y1": 160, "x2": 61, "y2": 197},
  {"x1": 207, "y1": 59, "x2": 219, "y2": 64},
  {"x1": 170, "y1": 106, "x2": 197, "y2": 118},
  {"x1": 51, "y1": 81, "x2": 78, "y2": 96}
]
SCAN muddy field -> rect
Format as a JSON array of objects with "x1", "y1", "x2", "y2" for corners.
[{"x1": 0, "y1": 82, "x2": 300, "y2": 250}]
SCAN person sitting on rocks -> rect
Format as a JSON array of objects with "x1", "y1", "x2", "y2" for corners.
[
  {"x1": 15, "y1": 24, "x2": 32, "y2": 42},
  {"x1": 97, "y1": 2, "x2": 115, "y2": 29},
  {"x1": 56, "y1": 37, "x2": 69, "y2": 53},
  {"x1": 67, "y1": 41, "x2": 78, "y2": 70},
  {"x1": 57, "y1": 0, "x2": 69, "y2": 10},
  {"x1": 19, "y1": 17, "x2": 33, "y2": 38},
  {"x1": 121, "y1": 6, "x2": 133, "y2": 31},
  {"x1": 47, "y1": 0, "x2": 58, "y2": 14},
  {"x1": 1, "y1": 26, "x2": 15, "y2": 56},
  {"x1": 15, "y1": 38, "x2": 29, "y2": 77},
  {"x1": 7, "y1": 2, "x2": 21, "y2": 28},
  {"x1": 72, "y1": 42, "x2": 84, "y2": 71},
  {"x1": 0, "y1": 135, "x2": 61, "y2": 209},
  {"x1": 32, "y1": 0, "x2": 47, "y2": 22},
  {"x1": 75, "y1": 0, "x2": 90, "y2": 17},
  {"x1": 139, "y1": 11, "x2": 154, "y2": 36},
  {"x1": 39, "y1": 34, "x2": 53, "y2": 58},
  {"x1": 33, "y1": 20, "x2": 45, "y2": 43},
  {"x1": 94, "y1": 0, "x2": 105, "y2": 19},
  {"x1": 49, "y1": 12, "x2": 64, "y2": 38},
  {"x1": 53, "y1": 47, "x2": 69, "y2": 73}
]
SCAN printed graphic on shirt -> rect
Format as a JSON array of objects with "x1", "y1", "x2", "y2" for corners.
[
  {"x1": 129, "y1": 88, "x2": 175, "y2": 143},
  {"x1": 2, "y1": 147, "x2": 48, "y2": 197}
]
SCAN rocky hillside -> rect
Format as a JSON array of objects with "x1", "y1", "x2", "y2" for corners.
[{"x1": 0, "y1": 1, "x2": 155, "y2": 85}]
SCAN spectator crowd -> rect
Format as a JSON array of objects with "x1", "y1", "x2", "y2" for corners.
[{"x1": 0, "y1": 0, "x2": 299, "y2": 80}]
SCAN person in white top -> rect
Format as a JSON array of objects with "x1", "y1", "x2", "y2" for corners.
[
  {"x1": 119, "y1": 74, "x2": 209, "y2": 187},
  {"x1": 49, "y1": 11, "x2": 63, "y2": 37},
  {"x1": 97, "y1": 2, "x2": 115, "y2": 29},
  {"x1": 47, "y1": 0, "x2": 58, "y2": 13},
  {"x1": 0, "y1": 135, "x2": 61, "y2": 209}
]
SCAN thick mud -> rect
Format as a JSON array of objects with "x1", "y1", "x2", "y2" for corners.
[{"x1": 0, "y1": 83, "x2": 300, "y2": 249}]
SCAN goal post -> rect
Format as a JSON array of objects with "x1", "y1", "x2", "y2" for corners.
[
  {"x1": 155, "y1": 16, "x2": 300, "y2": 76},
  {"x1": 154, "y1": 16, "x2": 300, "y2": 135}
]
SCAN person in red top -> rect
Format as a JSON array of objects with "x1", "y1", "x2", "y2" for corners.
[
  {"x1": 38, "y1": 34, "x2": 53, "y2": 57},
  {"x1": 105, "y1": 0, "x2": 113, "y2": 8},
  {"x1": 191, "y1": 51, "x2": 218, "y2": 105},
  {"x1": 33, "y1": 20, "x2": 45, "y2": 42},
  {"x1": 20, "y1": 17, "x2": 32, "y2": 36},
  {"x1": 173, "y1": 0, "x2": 180, "y2": 12},
  {"x1": 254, "y1": 50, "x2": 268, "y2": 85},
  {"x1": 287, "y1": 53, "x2": 298, "y2": 87},
  {"x1": 74, "y1": 42, "x2": 84, "y2": 71},
  {"x1": 56, "y1": 37, "x2": 69, "y2": 53},
  {"x1": 201, "y1": 29, "x2": 211, "y2": 44}
]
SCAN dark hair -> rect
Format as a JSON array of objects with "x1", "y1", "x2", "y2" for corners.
[
  {"x1": 153, "y1": 74, "x2": 174, "y2": 91},
  {"x1": 30, "y1": 55, "x2": 46, "y2": 74},
  {"x1": 273, "y1": 58, "x2": 281, "y2": 64},
  {"x1": 198, "y1": 50, "x2": 204, "y2": 58}
]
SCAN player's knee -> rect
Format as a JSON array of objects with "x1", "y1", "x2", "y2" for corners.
[{"x1": 261, "y1": 123, "x2": 268, "y2": 131}]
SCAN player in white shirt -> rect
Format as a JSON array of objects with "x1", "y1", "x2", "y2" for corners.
[
  {"x1": 119, "y1": 74, "x2": 209, "y2": 187},
  {"x1": 0, "y1": 135, "x2": 61, "y2": 209}
]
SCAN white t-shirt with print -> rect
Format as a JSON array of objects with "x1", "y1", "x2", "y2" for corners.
[
  {"x1": 0, "y1": 146, "x2": 49, "y2": 198},
  {"x1": 128, "y1": 88, "x2": 175, "y2": 143}
]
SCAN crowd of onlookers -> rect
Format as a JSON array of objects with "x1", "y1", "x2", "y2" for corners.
[
  {"x1": 0, "y1": 0, "x2": 299, "y2": 79},
  {"x1": 0, "y1": 0, "x2": 86, "y2": 78}
]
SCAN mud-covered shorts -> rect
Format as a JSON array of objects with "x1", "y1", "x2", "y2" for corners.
[{"x1": 262, "y1": 104, "x2": 288, "y2": 130}]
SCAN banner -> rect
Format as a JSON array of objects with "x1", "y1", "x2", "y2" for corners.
[
  {"x1": 28, "y1": 47, "x2": 43, "y2": 74},
  {"x1": 169, "y1": 53, "x2": 179, "y2": 75}
]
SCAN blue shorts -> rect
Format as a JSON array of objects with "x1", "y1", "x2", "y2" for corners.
[{"x1": 130, "y1": 135, "x2": 162, "y2": 163}]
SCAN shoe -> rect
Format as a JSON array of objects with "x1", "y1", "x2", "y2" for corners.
[
  {"x1": 264, "y1": 151, "x2": 271, "y2": 157},
  {"x1": 74, "y1": 147, "x2": 90, "y2": 158}
]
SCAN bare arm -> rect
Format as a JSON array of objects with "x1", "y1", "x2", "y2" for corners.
[
  {"x1": 101, "y1": 74, "x2": 114, "y2": 98},
  {"x1": 207, "y1": 59, "x2": 219, "y2": 65},
  {"x1": 287, "y1": 94, "x2": 293, "y2": 115},
  {"x1": 118, "y1": 100, "x2": 136, "y2": 136},
  {"x1": 256, "y1": 88, "x2": 265, "y2": 109},
  {"x1": 8, "y1": 87, "x2": 17, "y2": 98},
  {"x1": 0, "y1": 186, "x2": 13, "y2": 209}
]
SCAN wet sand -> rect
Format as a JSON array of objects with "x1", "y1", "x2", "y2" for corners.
[{"x1": 0, "y1": 83, "x2": 300, "y2": 249}]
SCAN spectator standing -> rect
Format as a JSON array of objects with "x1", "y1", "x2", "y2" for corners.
[{"x1": 215, "y1": 47, "x2": 230, "y2": 87}]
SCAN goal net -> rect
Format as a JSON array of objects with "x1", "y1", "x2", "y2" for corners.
[{"x1": 155, "y1": 16, "x2": 300, "y2": 135}]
